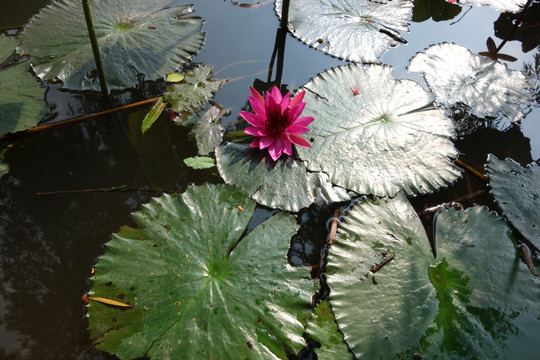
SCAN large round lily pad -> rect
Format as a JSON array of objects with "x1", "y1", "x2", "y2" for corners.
[
  {"x1": 216, "y1": 143, "x2": 351, "y2": 212},
  {"x1": 326, "y1": 196, "x2": 540, "y2": 359},
  {"x1": 19, "y1": 0, "x2": 204, "y2": 91},
  {"x1": 486, "y1": 154, "x2": 540, "y2": 249},
  {"x1": 327, "y1": 193, "x2": 437, "y2": 359},
  {"x1": 276, "y1": 0, "x2": 412, "y2": 63},
  {"x1": 88, "y1": 184, "x2": 316, "y2": 359},
  {"x1": 458, "y1": 0, "x2": 527, "y2": 13},
  {"x1": 296, "y1": 64, "x2": 461, "y2": 197},
  {"x1": 0, "y1": 35, "x2": 48, "y2": 136}
]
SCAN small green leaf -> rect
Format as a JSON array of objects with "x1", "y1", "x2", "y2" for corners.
[
  {"x1": 183, "y1": 156, "x2": 215, "y2": 169},
  {"x1": 166, "y1": 72, "x2": 185, "y2": 83},
  {"x1": 141, "y1": 97, "x2": 167, "y2": 134}
]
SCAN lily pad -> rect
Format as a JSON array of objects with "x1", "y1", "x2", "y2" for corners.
[
  {"x1": 88, "y1": 184, "x2": 315, "y2": 359},
  {"x1": 275, "y1": 0, "x2": 412, "y2": 63},
  {"x1": 408, "y1": 43, "x2": 532, "y2": 122},
  {"x1": 412, "y1": 0, "x2": 462, "y2": 22},
  {"x1": 327, "y1": 195, "x2": 540, "y2": 359},
  {"x1": 0, "y1": 35, "x2": 48, "y2": 136},
  {"x1": 19, "y1": 0, "x2": 204, "y2": 91},
  {"x1": 165, "y1": 65, "x2": 227, "y2": 125},
  {"x1": 486, "y1": 154, "x2": 540, "y2": 249},
  {"x1": 304, "y1": 300, "x2": 354, "y2": 360},
  {"x1": 327, "y1": 193, "x2": 437, "y2": 359},
  {"x1": 296, "y1": 64, "x2": 460, "y2": 197},
  {"x1": 458, "y1": 0, "x2": 527, "y2": 13},
  {"x1": 183, "y1": 155, "x2": 215, "y2": 169},
  {"x1": 421, "y1": 206, "x2": 540, "y2": 359},
  {"x1": 216, "y1": 143, "x2": 351, "y2": 212}
]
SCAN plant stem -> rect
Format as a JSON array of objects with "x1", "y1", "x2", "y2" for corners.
[{"x1": 82, "y1": 0, "x2": 108, "y2": 95}]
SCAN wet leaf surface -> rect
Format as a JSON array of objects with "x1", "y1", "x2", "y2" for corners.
[
  {"x1": 88, "y1": 184, "x2": 316, "y2": 359},
  {"x1": 296, "y1": 64, "x2": 460, "y2": 196}
]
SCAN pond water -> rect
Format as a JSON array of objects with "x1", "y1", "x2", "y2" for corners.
[{"x1": 0, "y1": 0, "x2": 539, "y2": 359}]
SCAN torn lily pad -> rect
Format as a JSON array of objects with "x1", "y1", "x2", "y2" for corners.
[
  {"x1": 457, "y1": 0, "x2": 527, "y2": 13},
  {"x1": 19, "y1": 0, "x2": 204, "y2": 91},
  {"x1": 408, "y1": 43, "x2": 532, "y2": 122},
  {"x1": 216, "y1": 143, "x2": 351, "y2": 212},
  {"x1": 327, "y1": 195, "x2": 540, "y2": 359},
  {"x1": 297, "y1": 64, "x2": 460, "y2": 197},
  {"x1": 486, "y1": 154, "x2": 540, "y2": 249},
  {"x1": 88, "y1": 184, "x2": 315, "y2": 359},
  {"x1": 275, "y1": 0, "x2": 412, "y2": 63}
]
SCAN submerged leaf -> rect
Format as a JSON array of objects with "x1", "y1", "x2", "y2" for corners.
[
  {"x1": 216, "y1": 143, "x2": 351, "y2": 212},
  {"x1": 486, "y1": 154, "x2": 540, "y2": 249},
  {"x1": 408, "y1": 43, "x2": 532, "y2": 122},
  {"x1": 19, "y1": 0, "x2": 204, "y2": 91},
  {"x1": 297, "y1": 64, "x2": 460, "y2": 197},
  {"x1": 88, "y1": 185, "x2": 315, "y2": 359},
  {"x1": 275, "y1": 0, "x2": 412, "y2": 63},
  {"x1": 0, "y1": 35, "x2": 48, "y2": 136}
]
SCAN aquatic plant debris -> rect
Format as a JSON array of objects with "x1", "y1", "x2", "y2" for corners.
[
  {"x1": 275, "y1": 0, "x2": 413, "y2": 63},
  {"x1": 88, "y1": 184, "x2": 315, "y2": 359},
  {"x1": 296, "y1": 64, "x2": 460, "y2": 197},
  {"x1": 240, "y1": 86, "x2": 313, "y2": 161},
  {"x1": 408, "y1": 43, "x2": 532, "y2": 122},
  {"x1": 19, "y1": 0, "x2": 204, "y2": 91},
  {"x1": 327, "y1": 195, "x2": 540, "y2": 359},
  {"x1": 486, "y1": 154, "x2": 540, "y2": 249}
]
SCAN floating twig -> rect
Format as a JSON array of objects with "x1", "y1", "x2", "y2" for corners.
[{"x1": 455, "y1": 158, "x2": 488, "y2": 183}]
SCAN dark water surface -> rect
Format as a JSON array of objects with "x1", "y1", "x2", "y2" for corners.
[{"x1": 0, "y1": 0, "x2": 538, "y2": 359}]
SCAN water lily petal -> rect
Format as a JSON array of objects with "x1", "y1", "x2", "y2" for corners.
[
  {"x1": 288, "y1": 134, "x2": 311, "y2": 148},
  {"x1": 269, "y1": 85, "x2": 283, "y2": 104},
  {"x1": 282, "y1": 136, "x2": 293, "y2": 156},
  {"x1": 244, "y1": 126, "x2": 268, "y2": 137},
  {"x1": 289, "y1": 101, "x2": 306, "y2": 121},
  {"x1": 249, "y1": 87, "x2": 265, "y2": 106},
  {"x1": 291, "y1": 115, "x2": 314, "y2": 128},
  {"x1": 268, "y1": 139, "x2": 284, "y2": 161},
  {"x1": 286, "y1": 125, "x2": 310, "y2": 135},
  {"x1": 290, "y1": 91, "x2": 306, "y2": 108},
  {"x1": 239, "y1": 111, "x2": 265, "y2": 128},
  {"x1": 248, "y1": 95, "x2": 266, "y2": 116},
  {"x1": 250, "y1": 137, "x2": 260, "y2": 148},
  {"x1": 259, "y1": 135, "x2": 275, "y2": 149}
]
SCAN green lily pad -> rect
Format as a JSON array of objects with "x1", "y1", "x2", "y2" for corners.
[
  {"x1": 0, "y1": 35, "x2": 48, "y2": 136},
  {"x1": 165, "y1": 65, "x2": 227, "y2": 125},
  {"x1": 412, "y1": 0, "x2": 462, "y2": 22},
  {"x1": 304, "y1": 300, "x2": 354, "y2": 360},
  {"x1": 408, "y1": 43, "x2": 532, "y2": 122},
  {"x1": 183, "y1": 156, "x2": 215, "y2": 169},
  {"x1": 327, "y1": 195, "x2": 540, "y2": 359},
  {"x1": 297, "y1": 64, "x2": 461, "y2": 197},
  {"x1": 421, "y1": 206, "x2": 540, "y2": 359},
  {"x1": 327, "y1": 193, "x2": 437, "y2": 359},
  {"x1": 19, "y1": 0, "x2": 204, "y2": 91},
  {"x1": 88, "y1": 184, "x2": 315, "y2": 359},
  {"x1": 216, "y1": 143, "x2": 351, "y2": 212},
  {"x1": 486, "y1": 154, "x2": 540, "y2": 249},
  {"x1": 276, "y1": 0, "x2": 412, "y2": 63}
]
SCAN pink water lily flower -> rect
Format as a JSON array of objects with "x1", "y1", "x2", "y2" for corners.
[{"x1": 240, "y1": 86, "x2": 314, "y2": 161}]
